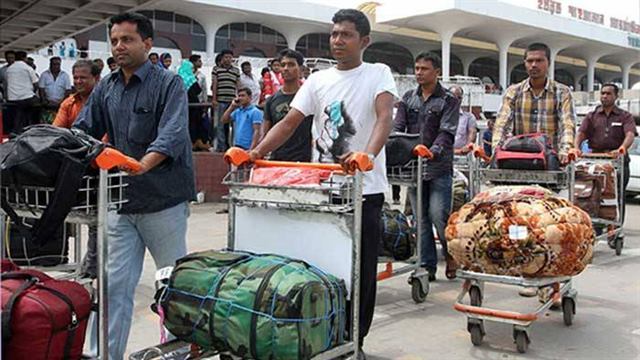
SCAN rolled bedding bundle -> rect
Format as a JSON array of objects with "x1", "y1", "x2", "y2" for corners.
[{"x1": 445, "y1": 186, "x2": 594, "y2": 277}]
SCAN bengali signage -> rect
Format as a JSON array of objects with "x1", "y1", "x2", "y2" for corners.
[{"x1": 536, "y1": 1, "x2": 640, "y2": 35}]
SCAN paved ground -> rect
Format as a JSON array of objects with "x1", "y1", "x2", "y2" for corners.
[{"x1": 125, "y1": 197, "x2": 640, "y2": 360}]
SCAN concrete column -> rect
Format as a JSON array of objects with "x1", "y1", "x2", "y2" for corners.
[
  {"x1": 497, "y1": 40, "x2": 512, "y2": 91},
  {"x1": 205, "y1": 23, "x2": 223, "y2": 60},
  {"x1": 440, "y1": 30, "x2": 455, "y2": 81},
  {"x1": 549, "y1": 48, "x2": 560, "y2": 81},
  {"x1": 621, "y1": 63, "x2": 633, "y2": 89},
  {"x1": 586, "y1": 57, "x2": 598, "y2": 92},
  {"x1": 574, "y1": 74, "x2": 583, "y2": 91},
  {"x1": 459, "y1": 53, "x2": 483, "y2": 77}
]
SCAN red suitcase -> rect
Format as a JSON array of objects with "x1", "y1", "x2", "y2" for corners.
[{"x1": 1, "y1": 269, "x2": 91, "y2": 360}]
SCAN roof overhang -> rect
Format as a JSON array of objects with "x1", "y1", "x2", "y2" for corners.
[
  {"x1": 0, "y1": 0, "x2": 159, "y2": 54},
  {"x1": 376, "y1": 0, "x2": 640, "y2": 68}
]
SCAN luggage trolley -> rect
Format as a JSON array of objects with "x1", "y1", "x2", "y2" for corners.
[
  {"x1": 1, "y1": 147, "x2": 142, "y2": 360},
  {"x1": 130, "y1": 148, "x2": 373, "y2": 360},
  {"x1": 576, "y1": 152, "x2": 625, "y2": 255},
  {"x1": 378, "y1": 145, "x2": 432, "y2": 303},
  {"x1": 451, "y1": 148, "x2": 579, "y2": 353}
]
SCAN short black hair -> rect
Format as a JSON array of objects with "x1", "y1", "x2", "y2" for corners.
[
  {"x1": 5, "y1": 50, "x2": 15, "y2": 57},
  {"x1": 107, "y1": 57, "x2": 116, "y2": 65},
  {"x1": 189, "y1": 54, "x2": 201, "y2": 63},
  {"x1": 270, "y1": 58, "x2": 280, "y2": 65},
  {"x1": 149, "y1": 52, "x2": 158, "y2": 59},
  {"x1": 219, "y1": 49, "x2": 234, "y2": 57},
  {"x1": 73, "y1": 60, "x2": 101, "y2": 76},
  {"x1": 261, "y1": 67, "x2": 270, "y2": 76},
  {"x1": 108, "y1": 12, "x2": 153, "y2": 40},
  {"x1": 524, "y1": 43, "x2": 550, "y2": 61},
  {"x1": 278, "y1": 49, "x2": 304, "y2": 66},
  {"x1": 237, "y1": 87, "x2": 252, "y2": 96},
  {"x1": 415, "y1": 52, "x2": 441, "y2": 69},
  {"x1": 49, "y1": 56, "x2": 61, "y2": 63},
  {"x1": 241, "y1": 61, "x2": 251, "y2": 68},
  {"x1": 602, "y1": 83, "x2": 619, "y2": 96},
  {"x1": 15, "y1": 51, "x2": 27, "y2": 60},
  {"x1": 93, "y1": 58, "x2": 104, "y2": 65},
  {"x1": 332, "y1": 9, "x2": 370, "y2": 37}
]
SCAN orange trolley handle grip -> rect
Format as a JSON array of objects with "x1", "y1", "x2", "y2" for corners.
[
  {"x1": 412, "y1": 144, "x2": 434, "y2": 159},
  {"x1": 94, "y1": 147, "x2": 142, "y2": 172},
  {"x1": 223, "y1": 147, "x2": 374, "y2": 173},
  {"x1": 472, "y1": 145, "x2": 491, "y2": 162}
]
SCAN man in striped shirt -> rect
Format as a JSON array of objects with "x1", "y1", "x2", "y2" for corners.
[
  {"x1": 492, "y1": 42, "x2": 576, "y2": 164},
  {"x1": 211, "y1": 49, "x2": 240, "y2": 152}
]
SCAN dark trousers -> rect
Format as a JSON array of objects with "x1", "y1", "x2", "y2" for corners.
[
  {"x1": 8, "y1": 97, "x2": 40, "y2": 133},
  {"x1": 347, "y1": 193, "x2": 384, "y2": 346},
  {"x1": 391, "y1": 185, "x2": 401, "y2": 201}
]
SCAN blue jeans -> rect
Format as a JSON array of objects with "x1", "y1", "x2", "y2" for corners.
[
  {"x1": 408, "y1": 175, "x2": 453, "y2": 272},
  {"x1": 215, "y1": 102, "x2": 230, "y2": 151},
  {"x1": 89, "y1": 202, "x2": 189, "y2": 360}
]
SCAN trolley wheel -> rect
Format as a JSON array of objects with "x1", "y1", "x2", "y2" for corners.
[
  {"x1": 411, "y1": 278, "x2": 429, "y2": 303},
  {"x1": 615, "y1": 236, "x2": 623, "y2": 256},
  {"x1": 469, "y1": 324, "x2": 484, "y2": 346},
  {"x1": 562, "y1": 297, "x2": 575, "y2": 326},
  {"x1": 469, "y1": 285, "x2": 482, "y2": 307},
  {"x1": 514, "y1": 330, "x2": 529, "y2": 354}
]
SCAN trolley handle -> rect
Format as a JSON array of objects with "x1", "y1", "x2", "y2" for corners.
[
  {"x1": 471, "y1": 145, "x2": 491, "y2": 162},
  {"x1": 224, "y1": 147, "x2": 374, "y2": 173},
  {"x1": 575, "y1": 146, "x2": 625, "y2": 160},
  {"x1": 413, "y1": 144, "x2": 434, "y2": 159},
  {"x1": 94, "y1": 147, "x2": 142, "y2": 172}
]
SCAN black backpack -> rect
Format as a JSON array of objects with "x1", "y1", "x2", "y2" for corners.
[
  {"x1": 379, "y1": 208, "x2": 416, "y2": 261},
  {"x1": 385, "y1": 132, "x2": 421, "y2": 167},
  {"x1": 0, "y1": 125, "x2": 104, "y2": 246}
]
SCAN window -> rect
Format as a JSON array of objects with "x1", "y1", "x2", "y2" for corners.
[
  {"x1": 215, "y1": 22, "x2": 288, "y2": 53},
  {"x1": 154, "y1": 10, "x2": 174, "y2": 32},
  {"x1": 174, "y1": 14, "x2": 191, "y2": 34}
]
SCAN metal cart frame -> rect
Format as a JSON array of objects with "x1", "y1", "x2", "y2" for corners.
[
  {"x1": 575, "y1": 153, "x2": 625, "y2": 255},
  {"x1": 453, "y1": 270, "x2": 576, "y2": 353},
  {"x1": 130, "y1": 153, "x2": 372, "y2": 360},
  {"x1": 380, "y1": 153, "x2": 430, "y2": 303},
  {"x1": 1, "y1": 145, "x2": 142, "y2": 360},
  {"x1": 453, "y1": 154, "x2": 579, "y2": 353}
]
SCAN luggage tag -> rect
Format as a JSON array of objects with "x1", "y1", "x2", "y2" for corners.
[
  {"x1": 155, "y1": 266, "x2": 174, "y2": 283},
  {"x1": 508, "y1": 225, "x2": 528, "y2": 240}
]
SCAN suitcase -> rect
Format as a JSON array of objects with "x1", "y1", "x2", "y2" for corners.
[
  {"x1": 573, "y1": 178, "x2": 602, "y2": 218},
  {"x1": 575, "y1": 162, "x2": 617, "y2": 221},
  {"x1": 1, "y1": 269, "x2": 91, "y2": 360},
  {"x1": 159, "y1": 250, "x2": 347, "y2": 360},
  {"x1": 493, "y1": 133, "x2": 560, "y2": 171}
]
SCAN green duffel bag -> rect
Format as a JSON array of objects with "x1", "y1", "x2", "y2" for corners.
[{"x1": 159, "y1": 250, "x2": 347, "y2": 360}]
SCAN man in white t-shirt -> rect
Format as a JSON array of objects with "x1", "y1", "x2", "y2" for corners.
[
  {"x1": 6, "y1": 51, "x2": 40, "y2": 133},
  {"x1": 38, "y1": 56, "x2": 72, "y2": 106},
  {"x1": 251, "y1": 9, "x2": 397, "y2": 357}
]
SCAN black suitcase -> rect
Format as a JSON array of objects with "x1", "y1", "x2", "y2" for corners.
[{"x1": 3, "y1": 218, "x2": 69, "y2": 267}]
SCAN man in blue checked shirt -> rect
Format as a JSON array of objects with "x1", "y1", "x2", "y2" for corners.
[{"x1": 74, "y1": 12, "x2": 195, "y2": 359}]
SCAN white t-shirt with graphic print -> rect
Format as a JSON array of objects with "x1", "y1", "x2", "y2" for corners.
[{"x1": 291, "y1": 62, "x2": 398, "y2": 195}]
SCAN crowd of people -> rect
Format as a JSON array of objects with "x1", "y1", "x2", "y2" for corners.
[{"x1": 0, "y1": 7, "x2": 636, "y2": 360}]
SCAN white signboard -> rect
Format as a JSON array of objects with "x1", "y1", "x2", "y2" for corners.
[{"x1": 234, "y1": 206, "x2": 355, "y2": 296}]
